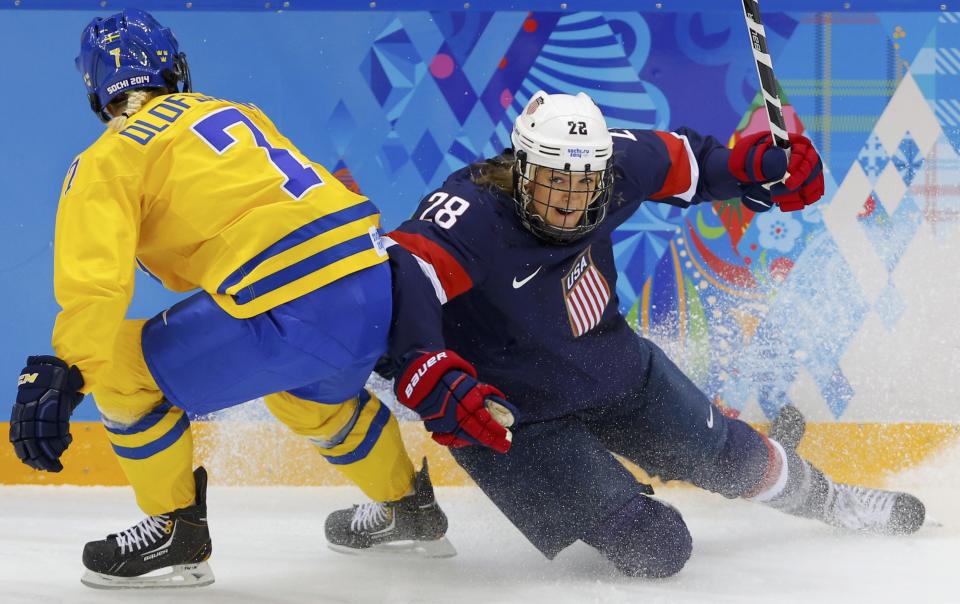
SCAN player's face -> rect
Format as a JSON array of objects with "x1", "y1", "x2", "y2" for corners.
[{"x1": 527, "y1": 167, "x2": 600, "y2": 230}]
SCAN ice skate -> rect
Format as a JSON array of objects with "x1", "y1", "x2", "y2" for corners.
[
  {"x1": 769, "y1": 404, "x2": 805, "y2": 451},
  {"x1": 818, "y1": 481, "x2": 925, "y2": 535},
  {"x1": 766, "y1": 406, "x2": 925, "y2": 536},
  {"x1": 80, "y1": 467, "x2": 214, "y2": 589},
  {"x1": 325, "y1": 458, "x2": 456, "y2": 558}
]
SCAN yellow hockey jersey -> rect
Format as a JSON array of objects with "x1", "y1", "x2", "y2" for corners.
[{"x1": 52, "y1": 92, "x2": 387, "y2": 393}]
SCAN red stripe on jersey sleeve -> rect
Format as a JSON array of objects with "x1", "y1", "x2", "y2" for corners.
[
  {"x1": 649, "y1": 131, "x2": 693, "y2": 201},
  {"x1": 388, "y1": 230, "x2": 474, "y2": 300}
]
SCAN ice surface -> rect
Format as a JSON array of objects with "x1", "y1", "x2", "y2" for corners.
[{"x1": 1, "y1": 441, "x2": 957, "y2": 603}]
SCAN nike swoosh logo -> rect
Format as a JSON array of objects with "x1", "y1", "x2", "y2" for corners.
[
  {"x1": 706, "y1": 405, "x2": 714, "y2": 429},
  {"x1": 512, "y1": 266, "x2": 542, "y2": 289},
  {"x1": 744, "y1": 194, "x2": 772, "y2": 208}
]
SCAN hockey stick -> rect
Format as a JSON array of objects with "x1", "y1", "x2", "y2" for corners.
[{"x1": 741, "y1": 0, "x2": 790, "y2": 153}]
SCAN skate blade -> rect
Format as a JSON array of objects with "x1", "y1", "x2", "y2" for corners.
[
  {"x1": 328, "y1": 537, "x2": 457, "y2": 559},
  {"x1": 80, "y1": 561, "x2": 215, "y2": 590}
]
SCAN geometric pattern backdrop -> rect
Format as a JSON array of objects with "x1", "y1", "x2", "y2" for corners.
[{"x1": 1, "y1": 8, "x2": 956, "y2": 422}]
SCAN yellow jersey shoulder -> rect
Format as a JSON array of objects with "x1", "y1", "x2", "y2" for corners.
[
  {"x1": 93, "y1": 93, "x2": 264, "y2": 151},
  {"x1": 60, "y1": 93, "x2": 267, "y2": 199}
]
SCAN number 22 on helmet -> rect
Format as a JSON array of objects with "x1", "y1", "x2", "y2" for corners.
[{"x1": 510, "y1": 91, "x2": 615, "y2": 244}]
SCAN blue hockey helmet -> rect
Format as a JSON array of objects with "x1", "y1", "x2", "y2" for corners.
[{"x1": 76, "y1": 8, "x2": 191, "y2": 122}]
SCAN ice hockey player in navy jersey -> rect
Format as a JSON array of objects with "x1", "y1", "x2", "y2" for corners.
[{"x1": 325, "y1": 90, "x2": 926, "y2": 577}]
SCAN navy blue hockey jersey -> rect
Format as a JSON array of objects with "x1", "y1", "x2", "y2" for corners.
[{"x1": 385, "y1": 128, "x2": 744, "y2": 424}]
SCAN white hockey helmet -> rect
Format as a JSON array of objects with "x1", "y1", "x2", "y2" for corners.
[{"x1": 510, "y1": 91, "x2": 614, "y2": 243}]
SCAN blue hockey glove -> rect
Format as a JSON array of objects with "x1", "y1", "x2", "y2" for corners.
[
  {"x1": 10, "y1": 355, "x2": 84, "y2": 472},
  {"x1": 395, "y1": 349, "x2": 519, "y2": 453}
]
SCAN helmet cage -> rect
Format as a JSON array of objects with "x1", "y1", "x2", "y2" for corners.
[{"x1": 512, "y1": 149, "x2": 614, "y2": 245}]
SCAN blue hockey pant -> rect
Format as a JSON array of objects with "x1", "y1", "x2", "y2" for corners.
[
  {"x1": 450, "y1": 336, "x2": 769, "y2": 570},
  {"x1": 95, "y1": 263, "x2": 414, "y2": 514}
]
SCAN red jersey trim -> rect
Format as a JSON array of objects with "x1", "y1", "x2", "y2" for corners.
[
  {"x1": 388, "y1": 230, "x2": 474, "y2": 300},
  {"x1": 650, "y1": 131, "x2": 697, "y2": 201}
]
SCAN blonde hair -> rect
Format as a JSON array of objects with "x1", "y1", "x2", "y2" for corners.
[
  {"x1": 471, "y1": 153, "x2": 517, "y2": 196},
  {"x1": 106, "y1": 89, "x2": 159, "y2": 132}
]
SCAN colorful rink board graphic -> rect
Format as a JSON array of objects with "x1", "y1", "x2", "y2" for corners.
[
  {"x1": 0, "y1": 3, "x2": 957, "y2": 484},
  {"x1": 1, "y1": 420, "x2": 956, "y2": 487}
]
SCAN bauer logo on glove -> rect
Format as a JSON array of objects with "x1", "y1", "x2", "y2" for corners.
[
  {"x1": 395, "y1": 348, "x2": 519, "y2": 453},
  {"x1": 403, "y1": 351, "x2": 449, "y2": 399}
]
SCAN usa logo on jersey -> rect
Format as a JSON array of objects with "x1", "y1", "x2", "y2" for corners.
[{"x1": 562, "y1": 247, "x2": 611, "y2": 337}]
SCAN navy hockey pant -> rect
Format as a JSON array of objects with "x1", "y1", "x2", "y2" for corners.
[{"x1": 450, "y1": 337, "x2": 769, "y2": 564}]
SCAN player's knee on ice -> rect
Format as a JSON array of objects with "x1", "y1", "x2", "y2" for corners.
[{"x1": 583, "y1": 493, "x2": 692, "y2": 578}]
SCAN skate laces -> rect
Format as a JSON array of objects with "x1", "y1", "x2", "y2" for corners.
[
  {"x1": 829, "y1": 484, "x2": 897, "y2": 530},
  {"x1": 114, "y1": 515, "x2": 171, "y2": 555},
  {"x1": 351, "y1": 502, "x2": 392, "y2": 532}
]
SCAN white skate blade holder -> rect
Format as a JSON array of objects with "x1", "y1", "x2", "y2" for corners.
[
  {"x1": 328, "y1": 537, "x2": 457, "y2": 559},
  {"x1": 81, "y1": 561, "x2": 215, "y2": 589}
]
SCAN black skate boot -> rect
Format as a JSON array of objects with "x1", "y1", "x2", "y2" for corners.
[
  {"x1": 80, "y1": 467, "x2": 214, "y2": 589},
  {"x1": 325, "y1": 458, "x2": 456, "y2": 558},
  {"x1": 765, "y1": 407, "x2": 925, "y2": 536}
]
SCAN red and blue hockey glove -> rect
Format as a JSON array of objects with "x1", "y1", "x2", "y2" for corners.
[
  {"x1": 729, "y1": 131, "x2": 825, "y2": 213},
  {"x1": 10, "y1": 355, "x2": 84, "y2": 472},
  {"x1": 395, "y1": 349, "x2": 518, "y2": 453}
]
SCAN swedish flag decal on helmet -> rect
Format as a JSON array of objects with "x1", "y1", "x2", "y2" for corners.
[{"x1": 75, "y1": 8, "x2": 192, "y2": 122}]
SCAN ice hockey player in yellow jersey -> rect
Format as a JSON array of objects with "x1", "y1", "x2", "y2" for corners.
[{"x1": 8, "y1": 8, "x2": 453, "y2": 589}]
